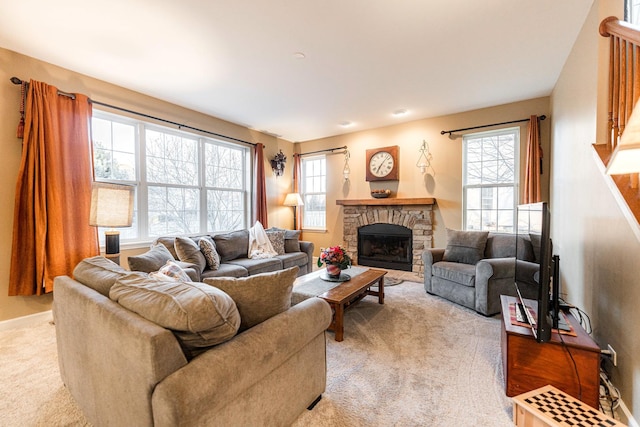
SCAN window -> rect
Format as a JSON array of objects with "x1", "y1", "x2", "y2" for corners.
[
  {"x1": 301, "y1": 155, "x2": 326, "y2": 230},
  {"x1": 463, "y1": 128, "x2": 519, "y2": 232},
  {"x1": 626, "y1": 0, "x2": 640, "y2": 25},
  {"x1": 92, "y1": 111, "x2": 250, "y2": 244}
]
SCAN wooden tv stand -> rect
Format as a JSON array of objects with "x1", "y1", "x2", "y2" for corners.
[{"x1": 500, "y1": 295, "x2": 600, "y2": 408}]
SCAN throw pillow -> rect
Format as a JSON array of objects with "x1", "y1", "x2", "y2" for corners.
[
  {"x1": 127, "y1": 244, "x2": 175, "y2": 273},
  {"x1": 284, "y1": 229, "x2": 302, "y2": 253},
  {"x1": 266, "y1": 230, "x2": 286, "y2": 255},
  {"x1": 153, "y1": 260, "x2": 191, "y2": 282},
  {"x1": 203, "y1": 266, "x2": 299, "y2": 332},
  {"x1": 442, "y1": 229, "x2": 489, "y2": 265},
  {"x1": 267, "y1": 227, "x2": 302, "y2": 253},
  {"x1": 110, "y1": 273, "x2": 240, "y2": 359},
  {"x1": 174, "y1": 236, "x2": 207, "y2": 273},
  {"x1": 199, "y1": 238, "x2": 221, "y2": 270},
  {"x1": 213, "y1": 230, "x2": 250, "y2": 262}
]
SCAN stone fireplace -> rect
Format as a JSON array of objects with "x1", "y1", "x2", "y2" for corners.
[{"x1": 337, "y1": 198, "x2": 435, "y2": 276}]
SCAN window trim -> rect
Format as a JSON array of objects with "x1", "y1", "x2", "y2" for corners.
[
  {"x1": 301, "y1": 154, "x2": 327, "y2": 231},
  {"x1": 462, "y1": 127, "x2": 520, "y2": 232}
]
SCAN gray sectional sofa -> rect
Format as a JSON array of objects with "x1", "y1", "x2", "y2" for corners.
[
  {"x1": 128, "y1": 228, "x2": 314, "y2": 281},
  {"x1": 422, "y1": 230, "x2": 539, "y2": 316},
  {"x1": 54, "y1": 256, "x2": 331, "y2": 426}
]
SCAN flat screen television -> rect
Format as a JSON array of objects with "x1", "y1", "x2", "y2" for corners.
[{"x1": 514, "y1": 202, "x2": 561, "y2": 343}]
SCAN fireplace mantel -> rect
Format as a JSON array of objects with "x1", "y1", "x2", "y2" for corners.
[{"x1": 336, "y1": 197, "x2": 435, "y2": 206}]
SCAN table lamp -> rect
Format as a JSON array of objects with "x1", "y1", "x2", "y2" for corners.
[{"x1": 89, "y1": 182, "x2": 135, "y2": 265}]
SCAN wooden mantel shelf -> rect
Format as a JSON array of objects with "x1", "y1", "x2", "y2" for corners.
[{"x1": 336, "y1": 197, "x2": 435, "y2": 206}]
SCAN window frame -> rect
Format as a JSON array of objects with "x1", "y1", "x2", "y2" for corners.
[
  {"x1": 462, "y1": 127, "x2": 520, "y2": 233},
  {"x1": 301, "y1": 154, "x2": 327, "y2": 231},
  {"x1": 91, "y1": 110, "x2": 252, "y2": 247}
]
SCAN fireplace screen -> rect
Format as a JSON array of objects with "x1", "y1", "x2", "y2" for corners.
[{"x1": 357, "y1": 223, "x2": 412, "y2": 271}]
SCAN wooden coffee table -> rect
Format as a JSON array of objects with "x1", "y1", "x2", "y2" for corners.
[{"x1": 293, "y1": 267, "x2": 386, "y2": 341}]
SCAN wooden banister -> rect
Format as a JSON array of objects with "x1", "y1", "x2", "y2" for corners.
[{"x1": 596, "y1": 17, "x2": 640, "y2": 229}]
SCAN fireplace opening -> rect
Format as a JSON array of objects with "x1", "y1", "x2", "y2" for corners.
[{"x1": 357, "y1": 223, "x2": 412, "y2": 271}]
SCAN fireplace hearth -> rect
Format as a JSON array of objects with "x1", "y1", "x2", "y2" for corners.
[{"x1": 358, "y1": 224, "x2": 412, "y2": 271}]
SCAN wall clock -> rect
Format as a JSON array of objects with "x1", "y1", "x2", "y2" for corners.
[{"x1": 366, "y1": 145, "x2": 399, "y2": 181}]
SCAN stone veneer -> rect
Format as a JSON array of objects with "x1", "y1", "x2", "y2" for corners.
[{"x1": 341, "y1": 203, "x2": 433, "y2": 276}]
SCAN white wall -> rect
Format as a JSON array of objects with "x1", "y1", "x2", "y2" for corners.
[{"x1": 551, "y1": 0, "x2": 639, "y2": 421}]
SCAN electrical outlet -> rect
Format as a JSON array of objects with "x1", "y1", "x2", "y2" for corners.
[{"x1": 608, "y1": 344, "x2": 617, "y2": 367}]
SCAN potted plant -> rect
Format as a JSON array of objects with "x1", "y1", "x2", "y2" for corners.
[{"x1": 317, "y1": 245, "x2": 352, "y2": 279}]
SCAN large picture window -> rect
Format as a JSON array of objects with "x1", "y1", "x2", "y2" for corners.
[
  {"x1": 92, "y1": 111, "x2": 250, "y2": 244},
  {"x1": 463, "y1": 128, "x2": 519, "y2": 232},
  {"x1": 301, "y1": 155, "x2": 326, "y2": 230}
]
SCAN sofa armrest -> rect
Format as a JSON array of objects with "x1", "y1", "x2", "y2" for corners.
[
  {"x1": 54, "y1": 276, "x2": 188, "y2": 426},
  {"x1": 422, "y1": 248, "x2": 445, "y2": 293},
  {"x1": 152, "y1": 297, "x2": 331, "y2": 425},
  {"x1": 299, "y1": 240, "x2": 314, "y2": 265},
  {"x1": 475, "y1": 257, "x2": 516, "y2": 315}
]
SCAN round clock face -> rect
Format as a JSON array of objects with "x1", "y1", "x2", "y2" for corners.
[{"x1": 369, "y1": 151, "x2": 395, "y2": 177}]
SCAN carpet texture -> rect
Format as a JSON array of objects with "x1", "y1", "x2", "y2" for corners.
[{"x1": 0, "y1": 281, "x2": 512, "y2": 426}]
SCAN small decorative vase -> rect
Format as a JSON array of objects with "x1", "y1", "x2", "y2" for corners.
[{"x1": 326, "y1": 264, "x2": 342, "y2": 279}]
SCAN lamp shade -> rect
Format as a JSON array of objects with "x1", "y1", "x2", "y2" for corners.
[
  {"x1": 89, "y1": 182, "x2": 135, "y2": 227},
  {"x1": 607, "y1": 106, "x2": 640, "y2": 174},
  {"x1": 283, "y1": 192, "x2": 304, "y2": 207}
]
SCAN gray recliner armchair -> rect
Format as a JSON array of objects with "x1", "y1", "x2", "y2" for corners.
[{"x1": 422, "y1": 230, "x2": 539, "y2": 316}]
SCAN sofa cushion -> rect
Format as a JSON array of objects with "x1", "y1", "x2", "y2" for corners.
[
  {"x1": 73, "y1": 256, "x2": 132, "y2": 296},
  {"x1": 201, "y1": 263, "x2": 249, "y2": 279},
  {"x1": 174, "y1": 237, "x2": 207, "y2": 273},
  {"x1": 199, "y1": 238, "x2": 221, "y2": 270},
  {"x1": 276, "y1": 252, "x2": 308, "y2": 270},
  {"x1": 203, "y1": 266, "x2": 299, "y2": 332},
  {"x1": 127, "y1": 244, "x2": 175, "y2": 273},
  {"x1": 214, "y1": 230, "x2": 250, "y2": 262},
  {"x1": 432, "y1": 261, "x2": 476, "y2": 287},
  {"x1": 109, "y1": 273, "x2": 240, "y2": 359},
  {"x1": 266, "y1": 230, "x2": 286, "y2": 255},
  {"x1": 226, "y1": 257, "x2": 283, "y2": 276},
  {"x1": 442, "y1": 229, "x2": 489, "y2": 265}
]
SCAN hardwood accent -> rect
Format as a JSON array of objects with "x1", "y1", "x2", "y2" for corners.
[
  {"x1": 294, "y1": 268, "x2": 386, "y2": 341},
  {"x1": 336, "y1": 197, "x2": 435, "y2": 206},
  {"x1": 597, "y1": 17, "x2": 640, "y2": 227},
  {"x1": 500, "y1": 295, "x2": 600, "y2": 409}
]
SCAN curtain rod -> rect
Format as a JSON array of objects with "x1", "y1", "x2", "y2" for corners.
[
  {"x1": 440, "y1": 115, "x2": 547, "y2": 136},
  {"x1": 10, "y1": 77, "x2": 258, "y2": 147},
  {"x1": 296, "y1": 146, "x2": 348, "y2": 157}
]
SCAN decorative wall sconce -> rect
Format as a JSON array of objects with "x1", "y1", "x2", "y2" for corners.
[
  {"x1": 416, "y1": 140, "x2": 434, "y2": 174},
  {"x1": 343, "y1": 149, "x2": 351, "y2": 181},
  {"x1": 270, "y1": 150, "x2": 287, "y2": 176}
]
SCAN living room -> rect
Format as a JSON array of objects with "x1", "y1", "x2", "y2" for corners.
[{"x1": 0, "y1": 0, "x2": 639, "y2": 426}]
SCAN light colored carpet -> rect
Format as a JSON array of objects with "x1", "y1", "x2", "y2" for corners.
[{"x1": 0, "y1": 281, "x2": 513, "y2": 426}]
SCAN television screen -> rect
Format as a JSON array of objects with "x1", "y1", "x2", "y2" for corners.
[{"x1": 515, "y1": 202, "x2": 553, "y2": 343}]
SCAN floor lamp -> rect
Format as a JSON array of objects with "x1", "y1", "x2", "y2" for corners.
[
  {"x1": 89, "y1": 182, "x2": 135, "y2": 265},
  {"x1": 283, "y1": 192, "x2": 304, "y2": 230}
]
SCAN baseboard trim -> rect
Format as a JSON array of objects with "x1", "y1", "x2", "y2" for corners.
[
  {"x1": 620, "y1": 398, "x2": 639, "y2": 427},
  {"x1": 0, "y1": 310, "x2": 53, "y2": 332}
]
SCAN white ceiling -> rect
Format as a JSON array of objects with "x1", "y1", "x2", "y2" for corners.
[{"x1": 0, "y1": 0, "x2": 593, "y2": 142}]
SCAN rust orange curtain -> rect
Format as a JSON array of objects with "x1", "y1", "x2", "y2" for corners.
[
  {"x1": 523, "y1": 115, "x2": 542, "y2": 204},
  {"x1": 9, "y1": 80, "x2": 99, "y2": 296},
  {"x1": 293, "y1": 154, "x2": 302, "y2": 230},
  {"x1": 253, "y1": 143, "x2": 268, "y2": 227}
]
